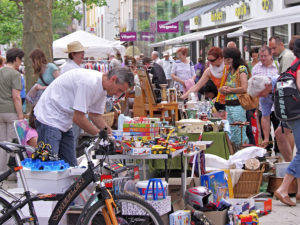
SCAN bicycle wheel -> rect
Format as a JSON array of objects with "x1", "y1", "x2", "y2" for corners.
[
  {"x1": 0, "y1": 196, "x2": 22, "y2": 225},
  {"x1": 81, "y1": 194, "x2": 164, "y2": 225}
]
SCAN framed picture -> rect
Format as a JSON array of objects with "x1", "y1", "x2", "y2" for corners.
[{"x1": 168, "y1": 88, "x2": 177, "y2": 103}]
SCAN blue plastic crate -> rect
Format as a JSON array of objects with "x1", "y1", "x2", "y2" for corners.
[{"x1": 21, "y1": 158, "x2": 69, "y2": 171}]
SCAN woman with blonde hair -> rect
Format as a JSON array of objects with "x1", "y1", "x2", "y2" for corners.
[{"x1": 29, "y1": 49, "x2": 59, "y2": 91}]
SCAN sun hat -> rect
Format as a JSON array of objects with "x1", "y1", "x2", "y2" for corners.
[
  {"x1": 163, "y1": 52, "x2": 169, "y2": 56},
  {"x1": 64, "y1": 41, "x2": 87, "y2": 53}
]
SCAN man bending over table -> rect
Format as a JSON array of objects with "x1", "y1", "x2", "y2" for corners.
[{"x1": 34, "y1": 66, "x2": 134, "y2": 166}]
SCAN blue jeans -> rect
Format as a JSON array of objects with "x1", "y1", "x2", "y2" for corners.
[
  {"x1": 286, "y1": 119, "x2": 300, "y2": 178},
  {"x1": 226, "y1": 105, "x2": 249, "y2": 146},
  {"x1": 35, "y1": 120, "x2": 77, "y2": 166}
]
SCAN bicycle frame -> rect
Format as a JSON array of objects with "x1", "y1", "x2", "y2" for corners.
[{"x1": 0, "y1": 133, "x2": 120, "y2": 225}]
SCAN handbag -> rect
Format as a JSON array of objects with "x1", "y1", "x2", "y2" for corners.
[
  {"x1": 236, "y1": 67, "x2": 259, "y2": 110},
  {"x1": 25, "y1": 73, "x2": 49, "y2": 105}
]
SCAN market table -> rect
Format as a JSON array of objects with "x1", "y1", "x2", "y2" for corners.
[{"x1": 94, "y1": 141, "x2": 213, "y2": 197}]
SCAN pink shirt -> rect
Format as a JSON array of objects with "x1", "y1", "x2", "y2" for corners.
[{"x1": 25, "y1": 128, "x2": 38, "y2": 145}]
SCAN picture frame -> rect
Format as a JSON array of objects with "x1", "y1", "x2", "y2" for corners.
[{"x1": 168, "y1": 88, "x2": 177, "y2": 103}]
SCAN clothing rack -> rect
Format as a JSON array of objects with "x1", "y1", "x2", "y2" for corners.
[{"x1": 83, "y1": 60, "x2": 110, "y2": 72}]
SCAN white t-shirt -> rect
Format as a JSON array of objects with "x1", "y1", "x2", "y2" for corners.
[
  {"x1": 34, "y1": 68, "x2": 107, "y2": 132},
  {"x1": 60, "y1": 59, "x2": 81, "y2": 74}
]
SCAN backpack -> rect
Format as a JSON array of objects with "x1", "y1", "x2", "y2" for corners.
[{"x1": 274, "y1": 60, "x2": 300, "y2": 121}]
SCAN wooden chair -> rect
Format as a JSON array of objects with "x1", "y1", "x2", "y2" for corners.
[{"x1": 133, "y1": 68, "x2": 178, "y2": 122}]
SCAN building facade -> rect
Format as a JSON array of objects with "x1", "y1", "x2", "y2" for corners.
[
  {"x1": 119, "y1": 0, "x2": 186, "y2": 56},
  {"x1": 151, "y1": 0, "x2": 300, "y2": 63}
]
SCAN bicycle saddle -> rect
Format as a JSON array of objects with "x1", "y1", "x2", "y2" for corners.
[{"x1": 0, "y1": 142, "x2": 26, "y2": 153}]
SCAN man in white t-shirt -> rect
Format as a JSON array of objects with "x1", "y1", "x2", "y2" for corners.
[{"x1": 34, "y1": 67, "x2": 134, "y2": 166}]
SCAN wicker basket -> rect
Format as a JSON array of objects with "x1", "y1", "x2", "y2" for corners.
[
  {"x1": 102, "y1": 112, "x2": 115, "y2": 127},
  {"x1": 233, "y1": 168, "x2": 264, "y2": 198}
]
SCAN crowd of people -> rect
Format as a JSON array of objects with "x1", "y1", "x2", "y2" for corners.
[{"x1": 0, "y1": 35, "x2": 300, "y2": 206}]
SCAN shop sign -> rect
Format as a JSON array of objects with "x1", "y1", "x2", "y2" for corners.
[
  {"x1": 140, "y1": 32, "x2": 155, "y2": 41},
  {"x1": 235, "y1": 2, "x2": 250, "y2": 19},
  {"x1": 157, "y1": 21, "x2": 179, "y2": 33},
  {"x1": 262, "y1": 0, "x2": 273, "y2": 11},
  {"x1": 211, "y1": 10, "x2": 225, "y2": 22},
  {"x1": 184, "y1": 21, "x2": 190, "y2": 33},
  {"x1": 120, "y1": 32, "x2": 137, "y2": 41},
  {"x1": 194, "y1": 16, "x2": 201, "y2": 25}
]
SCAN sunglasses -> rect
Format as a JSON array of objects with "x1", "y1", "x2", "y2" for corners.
[{"x1": 207, "y1": 57, "x2": 217, "y2": 63}]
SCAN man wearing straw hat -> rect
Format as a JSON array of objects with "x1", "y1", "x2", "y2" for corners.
[{"x1": 61, "y1": 41, "x2": 87, "y2": 74}]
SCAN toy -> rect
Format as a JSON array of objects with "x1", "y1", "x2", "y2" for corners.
[
  {"x1": 31, "y1": 141, "x2": 59, "y2": 162},
  {"x1": 151, "y1": 125, "x2": 188, "y2": 154},
  {"x1": 238, "y1": 212, "x2": 259, "y2": 225}
]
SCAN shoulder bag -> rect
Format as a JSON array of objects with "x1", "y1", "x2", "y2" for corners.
[{"x1": 236, "y1": 67, "x2": 259, "y2": 110}]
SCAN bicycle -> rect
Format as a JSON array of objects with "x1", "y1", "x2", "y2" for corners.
[{"x1": 0, "y1": 129, "x2": 163, "y2": 225}]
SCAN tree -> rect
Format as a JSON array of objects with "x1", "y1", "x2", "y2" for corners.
[
  {"x1": 0, "y1": 0, "x2": 23, "y2": 45},
  {"x1": 4, "y1": 0, "x2": 107, "y2": 95}
]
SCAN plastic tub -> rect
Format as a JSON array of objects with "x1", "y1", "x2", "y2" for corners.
[
  {"x1": 136, "y1": 180, "x2": 168, "y2": 200},
  {"x1": 275, "y1": 162, "x2": 290, "y2": 178},
  {"x1": 112, "y1": 130, "x2": 123, "y2": 141}
]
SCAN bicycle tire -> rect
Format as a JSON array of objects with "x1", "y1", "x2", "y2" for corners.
[
  {"x1": 81, "y1": 194, "x2": 164, "y2": 225},
  {"x1": 0, "y1": 196, "x2": 22, "y2": 225}
]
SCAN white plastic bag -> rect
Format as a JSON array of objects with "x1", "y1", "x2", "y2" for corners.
[
  {"x1": 205, "y1": 154, "x2": 230, "y2": 169},
  {"x1": 228, "y1": 146, "x2": 266, "y2": 169}
]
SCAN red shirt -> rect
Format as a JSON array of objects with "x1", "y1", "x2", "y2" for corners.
[{"x1": 290, "y1": 58, "x2": 300, "y2": 78}]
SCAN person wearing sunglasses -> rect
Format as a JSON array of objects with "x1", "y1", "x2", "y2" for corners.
[
  {"x1": 219, "y1": 47, "x2": 249, "y2": 148},
  {"x1": 181, "y1": 47, "x2": 226, "y2": 111}
]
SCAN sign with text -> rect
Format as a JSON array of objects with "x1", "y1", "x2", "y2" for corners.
[
  {"x1": 157, "y1": 21, "x2": 179, "y2": 33},
  {"x1": 235, "y1": 2, "x2": 250, "y2": 18},
  {"x1": 184, "y1": 21, "x2": 190, "y2": 33},
  {"x1": 211, "y1": 10, "x2": 226, "y2": 22},
  {"x1": 140, "y1": 32, "x2": 155, "y2": 41},
  {"x1": 120, "y1": 32, "x2": 137, "y2": 42}
]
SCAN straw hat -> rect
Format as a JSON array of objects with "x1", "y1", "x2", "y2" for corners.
[{"x1": 64, "y1": 41, "x2": 87, "y2": 53}]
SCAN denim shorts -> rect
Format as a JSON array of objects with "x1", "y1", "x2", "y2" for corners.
[
  {"x1": 286, "y1": 119, "x2": 300, "y2": 178},
  {"x1": 35, "y1": 120, "x2": 77, "y2": 166}
]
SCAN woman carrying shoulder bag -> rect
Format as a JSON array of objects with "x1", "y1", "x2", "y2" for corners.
[
  {"x1": 27, "y1": 49, "x2": 60, "y2": 105},
  {"x1": 219, "y1": 47, "x2": 251, "y2": 148}
]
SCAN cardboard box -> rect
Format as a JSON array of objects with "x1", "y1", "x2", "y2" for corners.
[
  {"x1": 175, "y1": 119, "x2": 206, "y2": 134},
  {"x1": 201, "y1": 171, "x2": 229, "y2": 202},
  {"x1": 254, "y1": 198, "x2": 272, "y2": 212},
  {"x1": 204, "y1": 209, "x2": 228, "y2": 225},
  {"x1": 169, "y1": 210, "x2": 191, "y2": 225},
  {"x1": 121, "y1": 196, "x2": 171, "y2": 216},
  {"x1": 128, "y1": 147, "x2": 151, "y2": 156},
  {"x1": 228, "y1": 198, "x2": 255, "y2": 215}
]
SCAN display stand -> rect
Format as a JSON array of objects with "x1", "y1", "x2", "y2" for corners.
[{"x1": 94, "y1": 141, "x2": 213, "y2": 197}]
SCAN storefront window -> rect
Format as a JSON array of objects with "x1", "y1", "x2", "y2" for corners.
[
  {"x1": 243, "y1": 28, "x2": 267, "y2": 60},
  {"x1": 293, "y1": 23, "x2": 300, "y2": 35},
  {"x1": 272, "y1": 25, "x2": 289, "y2": 47}
]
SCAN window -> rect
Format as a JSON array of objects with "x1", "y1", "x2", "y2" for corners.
[{"x1": 272, "y1": 25, "x2": 289, "y2": 48}]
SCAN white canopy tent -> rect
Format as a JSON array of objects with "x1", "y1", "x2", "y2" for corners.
[{"x1": 53, "y1": 30, "x2": 125, "y2": 59}]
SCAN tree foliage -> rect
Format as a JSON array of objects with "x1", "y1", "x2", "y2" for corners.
[
  {"x1": 0, "y1": 0, "x2": 107, "y2": 45},
  {"x1": 0, "y1": 0, "x2": 23, "y2": 45}
]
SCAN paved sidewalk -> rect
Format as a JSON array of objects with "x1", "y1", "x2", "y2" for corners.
[{"x1": 259, "y1": 197, "x2": 300, "y2": 225}]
